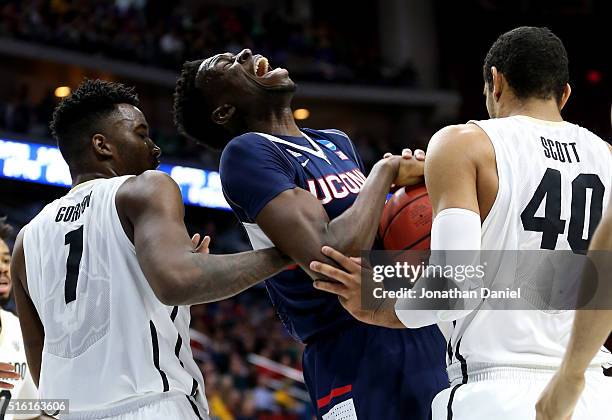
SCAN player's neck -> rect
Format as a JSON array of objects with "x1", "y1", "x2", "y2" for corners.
[
  {"x1": 71, "y1": 169, "x2": 121, "y2": 188},
  {"x1": 247, "y1": 107, "x2": 302, "y2": 137},
  {"x1": 502, "y1": 97, "x2": 564, "y2": 122}
]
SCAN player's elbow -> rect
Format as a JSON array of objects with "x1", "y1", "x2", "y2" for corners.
[
  {"x1": 157, "y1": 283, "x2": 193, "y2": 306},
  {"x1": 148, "y1": 271, "x2": 192, "y2": 306},
  {"x1": 322, "y1": 226, "x2": 362, "y2": 257},
  {"x1": 155, "y1": 286, "x2": 183, "y2": 306}
]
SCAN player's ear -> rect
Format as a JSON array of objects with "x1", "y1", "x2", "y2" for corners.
[
  {"x1": 211, "y1": 104, "x2": 236, "y2": 126},
  {"x1": 91, "y1": 134, "x2": 113, "y2": 158},
  {"x1": 559, "y1": 83, "x2": 571, "y2": 111},
  {"x1": 490, "y1": 66, "x2": 503, "y2": 101}
]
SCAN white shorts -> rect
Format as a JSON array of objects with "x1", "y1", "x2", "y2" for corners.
[
  {"x1": 60, "y1": 392, "x2": 209, "y2": 420},
  {"x1": 432, "y1": 367, "x2": 612, "y2": 420}
]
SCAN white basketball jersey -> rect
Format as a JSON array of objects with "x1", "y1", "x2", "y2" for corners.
[
  {"x1": 447, "y1": 116, "x2": 612, "y2": 383},
  {"x1": 22, "y1": 177, "x2": 208, "y2": 416},
  {"x1": 0, "y1": 309, "x2": 38, "y2": 420}
]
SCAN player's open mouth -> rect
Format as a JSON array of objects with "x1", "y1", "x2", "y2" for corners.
[
  {"x1": 254, "y1": 55, "x2": 270, "y2": 77},
  {"x1": 251, "y1": 55, "x2": 289, "y2": 85}
]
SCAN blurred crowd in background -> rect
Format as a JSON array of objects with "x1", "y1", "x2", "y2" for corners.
[
  {"x1": 0, "y1": 0, "x2": 404, "y2": 171},
  {"x1": 0, "y1": 0, "x2": 416, "y2": 86},
  {"x1": 190, "y1": 294, "x2": 310, "y2": 420}
]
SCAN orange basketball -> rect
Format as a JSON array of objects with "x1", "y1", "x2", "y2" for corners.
[{"x1": 378, "y1": 183, "x2": 432, "y2": 250}]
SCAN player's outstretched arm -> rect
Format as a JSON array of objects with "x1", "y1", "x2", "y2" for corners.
[
  {"x1": 536, "y1": 204, "x2": 612, "y2": 420},
  {"x1": 255, "y1": 153, "x2": 424, "y2": 280},
  {"x1": 11, "y1": 229, "x2": 45, "y2": 387},
  {"x1": 116, "y1": 171, "x2": 292, "y2": 306}
]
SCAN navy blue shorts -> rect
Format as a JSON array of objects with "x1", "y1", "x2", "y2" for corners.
[{"x1": 302, "y1": 323, "x2": 448, "y2": 420}]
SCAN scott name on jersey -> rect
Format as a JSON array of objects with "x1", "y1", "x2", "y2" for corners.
[{"x1": 540, "y1": 136, "x2": 580, "y2": 163}]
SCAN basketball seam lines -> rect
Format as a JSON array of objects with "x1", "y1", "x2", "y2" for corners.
[
  {"x1": 401, "y1": 234, "x2": 431, "y2": 250},
  {"x1": 380, "y1": 192, "x2": 429, "y2": 242}
]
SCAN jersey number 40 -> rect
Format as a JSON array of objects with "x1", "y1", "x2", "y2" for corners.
[{"x1": 521, "y1": 168, "x2": 604, "y2": 254}]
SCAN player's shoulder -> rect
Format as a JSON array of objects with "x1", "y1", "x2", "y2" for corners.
[
  {"x1": 221, "y1": 132, "x2": 292, "y2": 172},
  {"x1": 429, "y1": 123, "x2": 491, "y2": 150},
  {"x1": 222, "y1": 132, "x2": 282, "y2": 160},
  {"x1": 306, "y1": 128, "x2": 352, "y2": 147},
  {"x1": 116, "y1": 171, "x2": 179, "y2": 208},
  {"x1": 120, "y1": 170, "x2": 175, "y2": 191},
  {"x1": 226, "y1": 132, "x2": 278, "y2": 150},
  {"x1": 427, "y1": 123, "x2": 493, "y2": 165},
  {"x1": 305, "y1": 128, "x2": 359, "y2": 158},
  {"x1": 309, "y1": 128, "x2": 351, "y2": 140},
  {"x1": 431, "y1": 123, "x2": 489, "y2": 143}
]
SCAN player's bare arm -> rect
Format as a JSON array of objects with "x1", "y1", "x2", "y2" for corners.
[
  {"x1": 255, "y1": 152, "x2": 424, "y2": 280},
  {"x1": 10, "y1": 229, "x2": 44, "y2": 387},
  {"x1": 311, "y1": 124, "x2": 496, "y2": 327},
  {"x1": 536, "y1": 203, "x2": 612, "y2": 420},
  {"x1": 117, "y1": 170, "x2": 292, "y2": 305}
]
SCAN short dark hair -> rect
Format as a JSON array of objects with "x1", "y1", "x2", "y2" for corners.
[
  {"x1": 483, "y1": 26, "x2": 569, "y2": 102},
  {"x1": 50, "y1": 79, "x2": 139, "y2": 164},
  {"x1": 0, "y1": 217, "x2": 12, "y2": 242},
  {"x1": 173, "y1": 60, "x2": 232, "y2": 150}
]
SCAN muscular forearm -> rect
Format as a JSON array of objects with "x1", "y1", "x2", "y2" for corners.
[
  {"x1": 166, "y1": 247, "x2": 291, "y2": 305},
  {"x1": 326, "y1": 160, "x2": 395, "y2": 255},
  {"x1": 561, "y1": 310, "x2": 612, "y2": 377}
]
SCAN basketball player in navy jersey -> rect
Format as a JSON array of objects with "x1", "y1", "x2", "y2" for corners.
[{"x1": 173, "y1": 49, "x2": 448, "y2": 420}]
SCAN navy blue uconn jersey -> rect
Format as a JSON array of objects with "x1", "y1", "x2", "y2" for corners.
[{"x1": 220, "y1": 128, "x2": 366, "y2": 342}]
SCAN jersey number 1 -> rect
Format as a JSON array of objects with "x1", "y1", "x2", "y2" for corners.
[
  {"x1": 0, "y1": 390, "x2": 11, "y2": 420},
  {"x1": 64, "y1": 225, "x2": 84, "y2": 304},
  {"x1": 521, "y1": 168, "x2": 604, "y2": 253}
]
